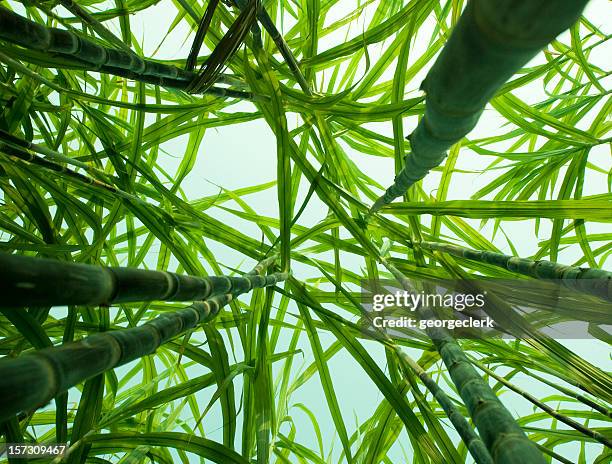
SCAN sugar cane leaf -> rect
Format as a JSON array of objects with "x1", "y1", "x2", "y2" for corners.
[{"x1": 84, "y1": 432, "x2": 249, "y2": 463}]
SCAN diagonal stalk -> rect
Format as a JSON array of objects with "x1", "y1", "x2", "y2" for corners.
[
  {"x1": 393, "y1": 348, "x2": 493, "y2": 464},
  {"x1": 0, "y1": 128, "x2": 112, "y2": 180},
  {"x1": 0, "y1": 7, "x2": 186, "y2": 79},
  {"x1": 0, "y1": 47, "x2": 260, "y2": 100},
  {"x1": 520, "y1": 368, "x2": 611, "y2": 418},
  {"x1": 0, "y1": 8, "x2": 260, "y2": 99},
  {"x1": 371, "y1": 0, "x2": 589, "y2": 212},
  {"x1": 0, "y1": 257, "x2": 285, "y2": 421},
  {"x1": 311, "y1": 261, "x2": 493, "y2": 463},
  {"x1": 472, "y1": 360, "x2": 612, "y2": 447},
  {"x1": 381, "y1": 258, "x2": 547, "y2": 464},
  {"x1": 417, "y1": 241, "x2": 612, "y2": 302}
]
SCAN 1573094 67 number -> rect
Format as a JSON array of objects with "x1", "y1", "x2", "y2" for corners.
[{"x1": 2, "y1": 443, "x2": 67, "y2": 458}]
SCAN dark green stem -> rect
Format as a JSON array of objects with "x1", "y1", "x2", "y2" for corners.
[
  {"x1": 0, "y1": 259, "x2": 284, "y2": 421},
  {"x1": 0, "y1": 298, "x2": 222, "y2": 422},
  {"x1": 382, "y1": 258, "x2": 546, "y2": 464},
  {"x1": 0, "y1": 7, "x2": 261, "y2": 100},
  {"x1": 521, "y1": 368, "x2": 611, "y2": 418},
  {"x1": 371, "y1": 0, "x2": 589, "y2": 212},
  {"x1": 0, "y1": 252, "x2": 288, "y2": 308},
  {"x1": 393, "y1": 349, "x2": 494, "y2": 464},
  {"x1": 0, "y1": 7, "x2": 187, "y2": 79},
  {"x1": 419, "y1": 241, "x2": 612, "y2": 302}
]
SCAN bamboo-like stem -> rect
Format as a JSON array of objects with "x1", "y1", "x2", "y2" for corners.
[
  {"x1": 381, "y1": 258, "x2": 546, "y2": 464},
  {"x1": 392, "y1": 348, "x2": 494, "y2": 464},
  {"x1": 0, "y1": 252, "x2": 288, "y2": 308},
  {"x1": 418, "y1": 241, "x2": 612, "y2": 302},
  {"x1": 340, "y1": 271, "x2": 493, "y2": 462},
  {"x1": 371, "y1": 0, "x2": 589, "y2": 212},
  {"x1": 0, "y1": 297, "x2": 231, "y2": 422},
  {"x1": 0, "y1": 139, "x2": 177, "y2": 222},
  {"x1": 473, "y1": 360, "x2": 612, "y2": 447},
  {"x1": 96, "y1": 64, "x2": 264, "y2": 100},
  {"x1": 290, "y1": 276, "x2": 493, "y2": 463},
  {"x1": 297, "y1": 257, "x2": 492, "y2": 459},
  {"x1": 0, "y1": 258, "x2": 284, "y2": 421},
  {"x1": 0, "y1": 128, "x2": 109, "y2": 179},
  {"x1": 0, "y1": 7, "x2": 186, "y2": 79},
  {"x1": 0, "y1": 7, "x2": 262, "y2": 100},
  {"x1": 0, "y1": 140, "x2": 121, "y2": 194},
  {"x1": 535, "y1": 444, "x2": 574, "y2": 464}
]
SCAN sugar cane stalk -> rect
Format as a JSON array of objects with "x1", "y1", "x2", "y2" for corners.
[
  {"x1": 0, "y1": 258, "x2": 286, "y2": 421},
  {"x1": 0, "y1": 252, "x2": 288, "y2": 308},
  {"x1": 381, "y1": 258, "x2": 546, "y2": 464},
  {"x1": 0, "y1": 128, "x2": 111, "y2": 179},
  {"x1": 393, "y1": 348, "x2": 494, "y2": 464},
  {"x1": 0, "y1": 7, "x2": 261, "y2": 100},
  {"x1": 418, "y1": 241, "x2": 612, "y2": 302},
  {"x1": 0, "y1": 7, "x2": 186, "y2": 79},
  {"x1": 371, "y1": 0, "x2": 589, "y2": 212},
  {"x1": 521, "y1": 369, "x2": 611, "y2": 418}
]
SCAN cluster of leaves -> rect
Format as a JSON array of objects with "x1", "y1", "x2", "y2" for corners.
[{"x1": 0, "y1": 0, "x2": 610, "y2": 463}]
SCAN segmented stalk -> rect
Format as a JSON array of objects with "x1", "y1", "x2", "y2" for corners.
[
  {"x1": 0, "y1": 258, "x2": 285, "y2": 421},
  {"x1": 0, "y1": 252, "x2": 288, "y2": 308},
  {"x1": 0, "y1": 7, "x2": 262, "y2": 100},
  {"x1": 371, "y1": 0, "x2": 589, "y2": 212},
  {"x1": 522, "y1": 369, "x2": 611, "y2": 418},
  {"x1": 0, "y1": 297, "x2": 226, "y2": 422},
  {"x1": 0, "y1": 7, "x2": 186, "y2": 79},
  {"x1": 418, "y1": 241, "x2": 612, "y2": 302},
  {"x1": 393, "y1": 348, "x2": 494, "y2": 464},
  {"x1": 382, "y1": 258, "x2": 546, "y2": 464}
]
